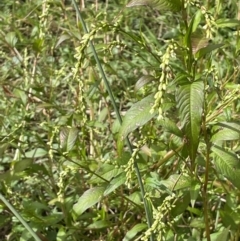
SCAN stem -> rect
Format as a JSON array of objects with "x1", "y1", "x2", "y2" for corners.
[
  {"x1": 202, "y1": 80, "x2": 211, "y2": 241},
  {"x1": 203, "y1": 141, "x2": 211, "y2": 241},
  {"x1": 71, "y1": 1, "x2": 154, "y2": 240}
]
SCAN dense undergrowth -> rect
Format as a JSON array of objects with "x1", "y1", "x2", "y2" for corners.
[{"x1": 1, "y1": 0, "x2": 240, "y2": 240}]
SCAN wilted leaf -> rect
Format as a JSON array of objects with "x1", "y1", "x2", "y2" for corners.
[
  {"x1": 191, "y1": 36, "x2": 209, "y2": 54},
  {"x1": 135, "y1": 75, "x2": 155, "y2": 91},
  {"x1": 126, "y1": 0, "x2": 181, "y2": 12},
  {"x1": 55, "y1": 34, "x2": 70, "y2": 48}
]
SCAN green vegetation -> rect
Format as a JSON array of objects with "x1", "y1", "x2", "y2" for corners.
[{"x1": 1, "y1": 0, "x2": 240, "y2": 240}]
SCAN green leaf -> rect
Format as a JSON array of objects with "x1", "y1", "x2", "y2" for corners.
[
  {"x1": 14, "y1": 159, "x2": 32, "y2": 173},
  {"x1": 171, "y1": 192, "x2": 190, "y2": 217},
  {"x1": 220, "y1": 210, "x2": 238, "y2": 230},
  {"x1": 87, "y1": 220, "x2": 111, "y2": 229},
  {"x1": 211, "y1": 130, "x2": 240, "y2": 143},
  {"x1": 173, "y1": 73, "x2": 191, "y2": 85},
  {"x1": 190, "y1": 218, "x2": 205, "y2": 229},
  {"x1": 192, "y1": 10, "x2": 202, "y2": 33},
  {"x1": 60, "y1": 127, "x2": 79, "y2": 152},
  {"x1": 126, "y1": 0, "x2": 181, "y2": 12},
  {"x1": 176, "y1": 81, "x2": 204, "y2": 161},
  {"x1": 117, "y1": 94, "x2": 157, "y2": 153},
  {"x1": 211, "y1": 122, "x2": 240, "y2": 143},
  {"x1": 128, "y1": 192, "x2": 142, "y2": 205},
  {"x1": 25, "y1": 148, "x2": 47, "y2": 158},
  {"x1": 216, "y1": 18, "x2": 240, "y2": 28},
  {"x1": 184, "y1": 14, "x2": 198, "y2": 53},
  {"x1": 212, "y1": 145, "x2": 240, "y2": 169},
  {"x1": 145, "y1": 175, "x2": 173, "y2": 194},
  {"x1": 158, "y1": 118, "x2": 183, "y2": 137},
  {"x1": 212, "y1": 145, "x2": 240, "y2": 189},
  {"x1": 13, "y1": 89, "x2": 27, "y2": 104},
  {"x1": 89, "y1": 164, "x2": 123, "y2": 184},
  {"x1": 195, "y1": 44, "x2": 224, "y2": 59},
  {"x1": 73, "y1": 187, "x2": 105, "y2": 216},
  {"x1": 5, "y1": 32, "x2": 18, "y2": 47},
  {"x1": 123, "y1": 223, "x2": 147, "y2": 241},
  {"x1": 104, "y1": 173, "x2": 126, "y2": 196},
  {"x1": 32, "y1": 38, "x2": 44, "y2": 53},
  {"x1": 190, "y1": 181, "x2": 201, "y2": 208},
  {"x1": 210, "y1": 227, "x2": 229, "y2": 241},
  {"x1": 160, "y1": 174, "x2": 191, "y2": 191}
]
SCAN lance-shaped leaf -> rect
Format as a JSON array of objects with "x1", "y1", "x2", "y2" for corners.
[
  {"x1": 211, "y1": 121, "x2": 240, "y2": 144},
  {"x1": 117, "y1": 94, "x2": 157, "y2": 153},
  {"x1": 176, "y1": 81, "x2": 204, "y2": 161},
  {"x1": 60, "y1": 127, "x2": 79, "y2": 152},
  {"x1": 123, "y1": 223, "x2": 147, "y2": 241},
  {"x1": 215, "y1": 227, "x2": 230, "y2": 241},
  {"x1": 104, "y1": 173, "x2": 126, "y2": 196},
  {"x1": 212, "y1": 145, "x2": 240, "y2": 190},
  {"x1": 216, "y1": 18, "x2": 240, "y2": 28},
  {"x1": 160, "y1": 174, "x2": 191, "y2": 191},
  {"x1": 195, "y1": 43, "x2": 224, "y2": 60},
  {"x1": 158, "y1": 118, "x2": 183, "y2": 137},
  {"x1": 73, "y1": 186, "x2": 105, "y2": 217}
]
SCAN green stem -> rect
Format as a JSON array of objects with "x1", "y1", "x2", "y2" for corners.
[
  {"x1": 203, "y1": 141, "x2": 211, "y2": 241},
  {"x1": 0, "y1": 193, "x2": 42, "y2": 241},
  {"x1": 202, "y1": 80, "x2": 211, "y2": 241},
  {"x1": 71, "y1": 1, "x2": 154, "y2": 240}
]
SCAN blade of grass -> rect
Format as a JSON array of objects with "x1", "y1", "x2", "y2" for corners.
[
  {"x1": 71, "y1": 1, "x2": 154, "y2": 240},
  {"x1": 0, "y1": 193, "x2": 42, "y2": 241}
]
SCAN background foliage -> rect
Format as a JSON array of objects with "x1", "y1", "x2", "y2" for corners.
[{"x1": 1, "y1": 0, "x2": 240, "y2": 240}]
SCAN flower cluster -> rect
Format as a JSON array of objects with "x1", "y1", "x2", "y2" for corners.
[
  {"x1": 124, "y1": 138, "x2": 147, "y2": 188},
  {"x1": 150, "y1": 40, "x2": 176, "y2": 120},
  {"x1": 201, "y1": 6, "x2": 216, "y2": 39},
  {"x1": 141, "y1": 194, "x2": 176, "y2": 241}
]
